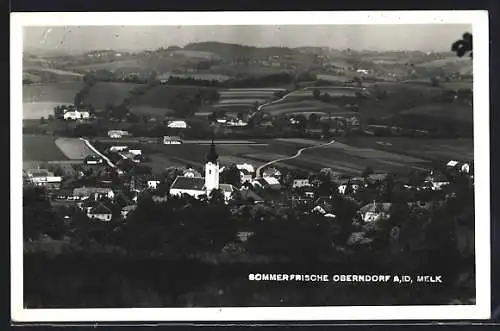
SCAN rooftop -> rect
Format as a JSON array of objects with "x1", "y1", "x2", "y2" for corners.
[
  {"x1": 170, "y1": 176, "x2": 206, "y2": 191},
  {"x1": 359, "y1": 202, "x2": 393, "y2": 214},
  {"x1": 89, "y1": 204, "x2": 112, "y2": 215}
]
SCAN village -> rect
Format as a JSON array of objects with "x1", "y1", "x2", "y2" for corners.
[{"x1": 24, "y1": 129, "x2": 474, "y2": 250}]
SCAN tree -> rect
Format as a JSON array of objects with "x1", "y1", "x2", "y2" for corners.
[
  {"x1": 221, "y1": 164, "x2": 242, "y2": 188},
  {"x1": 451, "y1": 32, "x2": 473, "y2": 58},
  {"x1": 312, "y1": 88, "x2": 321, "y2": 100},
  {"x1": 362, "y1": 166, "x2": 374, "y2": 178},
  {"x1": 209, "y1": 188, "x2": 225, "y2": 205},
  {"x1": 430, "y1": 77, "x2": 440, "y2": 87},
  {"x1": 321, "y1": 93, "x2": 331, "y2": 103},
  {"x1": 308, "y1": 113, "x2": 319, "y2": 127}
]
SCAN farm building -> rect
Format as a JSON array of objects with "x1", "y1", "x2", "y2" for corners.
[
  {"x1": 110, "y1": 146, "x2": 128, "y2": 152},
  {"x1": 121, "y1": 205, "x2": 137, "y2": 219},
  {"x1": 73, "y1": 187, "x2": 115, "y2": 200},
  {"x1": 163, "y1": 136, "x2": 182, "y2": 144},
  {"x1": 237, "y1": 163, "x2": 255, "y2": 174},
  {"x1": 358, "y1": 202, "x2": 393, "y2": 223},
  {"x1": 63, "y1": 110, "x2": 90, "y2": 120},
  {"x1": 292, "y1": 179, "x2": 311, "y2": 188},
  {"x1": 239, "y1": 168, "x2": 253, "y2": 184},
  {"x1": 87, "y1": 203, "x2": 113, "y2": 222},
  {"x1": 25, "y1": 169, "x2": 62, "y2": 189},
  {"x1": 84, "y1": 155, "x2": 104, "y2": 165},
  {"x1": 167, "y1": 120, "x2": 188, "y2": 129},
  {"x1": 108, "y1": 130, "x2": 130, "y2": 139}
]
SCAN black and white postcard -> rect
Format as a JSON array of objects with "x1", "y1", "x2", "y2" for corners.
[{"x1": 10, "y1": 11, "x2": 491, "y2": 322}]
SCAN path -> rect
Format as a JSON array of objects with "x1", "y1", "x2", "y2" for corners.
[
  {"x1": 256, "y1": 139, "x2": 336, "y2": 178},
  {"x1": 79, "y1": 138, "x2": 116, "y2": 168}
]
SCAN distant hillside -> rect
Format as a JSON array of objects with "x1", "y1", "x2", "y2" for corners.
[
  {"x1": 380, "y1": 102, "x2": 473, "y2": 136},
  {"x1": 184, "y1": 42, "x2": 297, "y2": 60}
]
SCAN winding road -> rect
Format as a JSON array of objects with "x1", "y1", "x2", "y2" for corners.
[{"x1": 256, "y1": 139, "x2": 336, "y2": 178}]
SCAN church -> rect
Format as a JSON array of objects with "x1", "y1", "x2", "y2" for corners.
[{"x1": 169, "y1": 140, "x2": 235, "y2": 202}]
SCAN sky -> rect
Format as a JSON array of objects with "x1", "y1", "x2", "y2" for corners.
[{"x1": 23, "y1": 24, "x2": 471, "y2": 54}]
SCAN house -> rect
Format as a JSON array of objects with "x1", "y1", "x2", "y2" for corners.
[
  {"x1": 26, "y1": 169, "x2": 62, "y2": 189},
  {"x1": 148, "y1": 180, "x2": 160, "y2": 190},
  {"x1": 169, "y1": 177, "x2": 207, "y2": 199},
  {"x1": 128, "y1": 149, "x2": 142, "y2": 156},
  {"x1": 121, "y1": 205, "x2": 137, "y2": 219},
  {"x1": 262, "y1": 177, "x2": 281, "y2": 190},
  {"x1": 237, "y1": 163, "x2": 255, "y2": 174},
  {"x1": 87, "y1": 203, "x2": 113, "y2": 222},
  {"x1": 73, "y1": 187, "x2": 115, "y2": 200},
  {"x1": 239, "y1": 168, "x2": 253, "y2": 184},
  {"x1": 183, "y1": 168, "x2": 202, "y2": 178},
  {"x1": 108, "y1": 130, "x2": 129, "y2": 139},
  {"x1": 84, "y1": 155, "x2": 104, "y2": 165},
  {"x1": 163, "y1": 136, "x2": 182, "y2": 144},
  {"x1": 292, "y1": 179, "x2": 311, "y2": 189},
  {"x1": 425, "y1": 172, "x2": 450, "y2": 191},
  {"x1": 358, "y1": 202, "x2": 393, "y2": 223},
  {"x1": 237, "y1": 231, "x2": 254, "y2": 242},
  {"x1": 63, "y1": 110, "x2": 90, "y2": 120},
  {"x1": 262, "y1": 167, "x2": 281, "y2": 179},
  {"x1": 167, "y1": 120, "x2": 188, "y2": 129},
  {"x1": 311, "y1": 197, "x2": 336, "y2": 218},
  {"x1": 110, "y1": 146, "x2": 128, "y2": 152},
  {"x1": 337, "y1": 179, "x2": 363, "y2": 195},
  {"x1": 219, "y1": 184, "x2": 236, "y2": 202}
]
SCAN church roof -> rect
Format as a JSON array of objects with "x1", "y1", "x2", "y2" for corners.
[{"x1": 170, "y1": 176, "x2": 206, "y2": 191}]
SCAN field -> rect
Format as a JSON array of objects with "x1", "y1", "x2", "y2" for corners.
[
  {"x1": 205, "y1": 87, "x2": 286, "y2": 114},
  {"x1": 23, "y1": 82, "x2": 142, "y2": 119},
  {"x1": 94, "y1": 134, "x2": 474, "y2": 176},
  {"x1": 54, "y1": 138, "x2": 98, "y2": 160},
  {"x1": 23, "y1": 135, "x2": 68, "y2": 161},
  {"x1": 262, "y1": 100, "x2": 358, "y2": 116},
  {"x1": 130, "y1": 85, "x2": 216, "y2": 117}
]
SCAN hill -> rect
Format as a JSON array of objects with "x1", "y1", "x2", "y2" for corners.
[
  {"x1": 380, "y1": 102, "x2": 473, "y2": 136},
  {"x1": 184, "y1": 42, "x2": 297, "y2": 60}
]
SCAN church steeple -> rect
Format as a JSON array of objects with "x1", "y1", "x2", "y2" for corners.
[{"x1": 207, "y1": 138, "x2": 218, "y2": 163}]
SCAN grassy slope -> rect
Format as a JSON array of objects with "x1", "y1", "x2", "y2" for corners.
[{"x1": 23, "y1": 134, "x2": 68, "y2": 161}]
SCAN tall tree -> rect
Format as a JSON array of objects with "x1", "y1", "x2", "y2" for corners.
[{"x1": 451, "y1": 32, "x2": 473, "y2": 58}]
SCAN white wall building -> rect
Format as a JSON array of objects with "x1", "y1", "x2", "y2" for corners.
[{"x1": 64, "y1": 110, "x2": 90, "y2": 120}]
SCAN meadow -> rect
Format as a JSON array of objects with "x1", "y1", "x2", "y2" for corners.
[
  {"x1": 23, "y1": 135, "x2": 68, "y2": 161},
  {"x1": 98, "y1": 135, "x2": 468, "y2": 177},
  {"x1": 54, "y1": 138, "x2": 98, "y2": 160}
]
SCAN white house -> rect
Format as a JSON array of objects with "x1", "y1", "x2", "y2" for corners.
[
  {"x1": 128, "y1": 149, "x2": 142, "y2": 156},
  {"x1": 292, "y1": 179, "x2": 311, "y2": 189},
  {"x1": 358, "y1": 202, "x2": 392, "y2": 223},
  {"x1": 26, "y1": 169, "x2": 62, "y2": 189},
  {"x1": 147, "y1": 180, "x2": 160, "y2": 190},
  {"x1": 87, "y1": 204, "x2": 113, "y2": 222},
  {"x1": 163, "y1": 136, "x2": 182, "y2": 144},
  {"x1": 167, "y1": 120, "x2": 188, "y2": 129},
  {"x1": 73, "y1": 187, "x2": 115, "y2": 200},
  {"x1": 110, "y1": 146, "x2": 128, "y2": 152},
  {"x1": 239, "y1": 169, "x2": 253, "y2": 184},
  {"x1": 64, "y1": 110, "x2": 90, "y2": 120},
  {"x1": 237, "y1": 163, "x2": 255, "y2": 174}
]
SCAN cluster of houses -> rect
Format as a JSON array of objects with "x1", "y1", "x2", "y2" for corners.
[{"x1": 25, "y1": 132, "x2": 473, "y2": 230}]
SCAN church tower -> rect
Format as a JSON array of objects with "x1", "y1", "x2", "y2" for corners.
[{"x1": 205, "y1": 139, "x2": 220, "y2": 195}]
